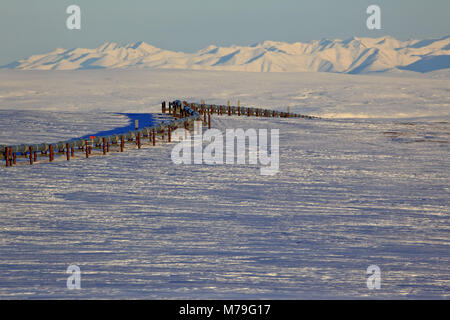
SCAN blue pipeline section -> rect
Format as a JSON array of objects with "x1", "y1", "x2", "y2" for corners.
[
  {"x1": 78, "y1": 113, "x2": 155, "y2": 140},
  {"x1": 1, "y1": 101, "x2": 202, "y2": 154},
  {"x1": 1, "y1": 101, "x2": 319, "y2": 156}
]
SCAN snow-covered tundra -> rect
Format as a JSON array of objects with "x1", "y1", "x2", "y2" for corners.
[{"x1": 0, "y1": 68, "x2": 448, "y2": 299}]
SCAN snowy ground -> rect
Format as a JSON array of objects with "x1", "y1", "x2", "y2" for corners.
[{"x1": 0, "y1": 70, "x2": 449, "y2": 299}]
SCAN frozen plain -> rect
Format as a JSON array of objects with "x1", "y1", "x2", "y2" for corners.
[{"x1": 0, "y1": 69, "x2": 449, "y2": 298}]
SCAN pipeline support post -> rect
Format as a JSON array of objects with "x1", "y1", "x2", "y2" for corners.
[
  {"x1": 5, "y1": 147, "x2": 9, "y2": 167},
  {"x1": 85, "y1": 140, "x2": 89, "y2": 158},
  {"x1": 29, "y1": 146, "x2": 33, "y2": 165},
  {"x1": 49, "y1": 144, "x2": 53, "y2": 162}
]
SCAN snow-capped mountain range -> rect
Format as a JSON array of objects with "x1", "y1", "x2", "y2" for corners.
[{"x1": 3, "y1": 36, "x2": 450, "y2": 74}]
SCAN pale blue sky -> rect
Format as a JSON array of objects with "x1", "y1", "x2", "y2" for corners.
[{"x1": 1, "y1": 0, "x2": 449, "y2": 65}]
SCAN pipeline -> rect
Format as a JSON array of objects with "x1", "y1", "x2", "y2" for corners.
[{"x1": 1, "y1": 100, "x2": 320, "y2": 166}]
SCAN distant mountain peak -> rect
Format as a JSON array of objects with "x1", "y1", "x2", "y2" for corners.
[
  {"x1": 99, "y1": 42, "x2": 119, "y2": 51},
  {"x1": 126, "y1": 41, "x2": 157, "y2": 52},
  {"x1": 3, "y1": 36, "x2": 450, "y2": 74},
  {"x1": 199, "y1": 45, "x2": 219, "y2": 55}
]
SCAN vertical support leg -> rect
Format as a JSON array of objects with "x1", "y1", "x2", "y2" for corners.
[
  {"x1": 152, "y1": 129, "x2": 156, "y2": 146},
  {"x1": 29, "y1": 146, "x2": 33, "y2": 165},
  {"x1": 85, "y1": 140, "x2": 89, "y2": 158},
  {"x1": 5, "y1": 147, "x2": 9, "y2": 167},
  {"x1": 66, "y1": 143, "x2": 70, "y2": 161},
  {"x1": 208, "y1": 112, "x2": 211, "y2": 129}
]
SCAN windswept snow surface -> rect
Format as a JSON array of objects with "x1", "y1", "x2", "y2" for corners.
[{"x1": 0, "y1": 70, "x2": 449, "y2": 299}]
